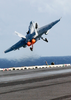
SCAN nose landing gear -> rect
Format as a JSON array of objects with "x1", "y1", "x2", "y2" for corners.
[
  {"x1": 30, "y1": 44, "x2": 33, "y2": 51},
  {"x1": 30, "y1": 47, "x2": 33, "y2": 51}
]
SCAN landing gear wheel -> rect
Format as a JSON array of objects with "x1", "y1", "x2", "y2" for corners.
[
  {"x1": 30, "y1": 47, "x2": 33, "y2": 51},
  {"x1": 45, "y1": 38, "x2": 48, "y2": 42}
]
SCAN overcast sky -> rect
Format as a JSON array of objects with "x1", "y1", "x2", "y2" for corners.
[{"x1": 0, "y1": 0, "x2": 71, "y2": 59}]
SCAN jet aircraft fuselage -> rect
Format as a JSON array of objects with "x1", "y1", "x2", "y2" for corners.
[{"x1": 4, "y1": 18, "x2": 61, "y2": 53}]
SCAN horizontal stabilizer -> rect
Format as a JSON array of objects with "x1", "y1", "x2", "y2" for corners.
[{"x1": 15, "y1": 31, "x2": 26, "y2": 39}]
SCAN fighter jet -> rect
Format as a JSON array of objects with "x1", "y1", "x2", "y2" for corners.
[{"x1": 4, "y1": 18, "x2": 61, "y2": 53}]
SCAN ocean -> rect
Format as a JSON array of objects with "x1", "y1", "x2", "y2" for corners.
[{"x1": 0, "y1": 56, "x2": 71, "y2": 68}]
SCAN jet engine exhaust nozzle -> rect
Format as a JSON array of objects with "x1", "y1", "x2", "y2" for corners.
[{"x1": 27, "y1": 39, "x2": 36, "y2": 46}]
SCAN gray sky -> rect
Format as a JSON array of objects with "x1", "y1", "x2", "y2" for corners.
[{"x1": 0, "y1": 0, "x2": 71, "y2": 59}]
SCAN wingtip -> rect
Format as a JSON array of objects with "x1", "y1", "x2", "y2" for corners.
[
  {"x1": 60, "y1": 17, "x2": 62, "y2": 20},
  {"x1": 15, "y1": 31, "x2": 17, "y2": 34},
  {"x1": 4, "y1": 50, "x2": 8, "y2": 53},
  {"x1": 4, "y1": 51, "x2": 6, "y2": 53}
]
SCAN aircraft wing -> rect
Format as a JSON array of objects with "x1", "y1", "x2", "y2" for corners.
[
  {"x1": 37, "y1": 18, "x2": 61, "y2": 37},
  {"x1": 4, "y1": 38, "x2": 26, "y2": 53}
]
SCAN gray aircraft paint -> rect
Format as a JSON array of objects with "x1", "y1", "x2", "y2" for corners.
[{"x1": 4, "y1": 18, "x2": 61, "y2": 53}]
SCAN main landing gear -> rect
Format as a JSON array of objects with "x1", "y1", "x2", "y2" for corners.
[
  {"x1": 29, "y1": 37, "x2": 48, "y2": 51},
  {"x1": 41, "y1": 37, "x2": 48, "y2": 42},
  {"x1": 45, "y1": 38, "x2": 48, "y2": 42}
]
